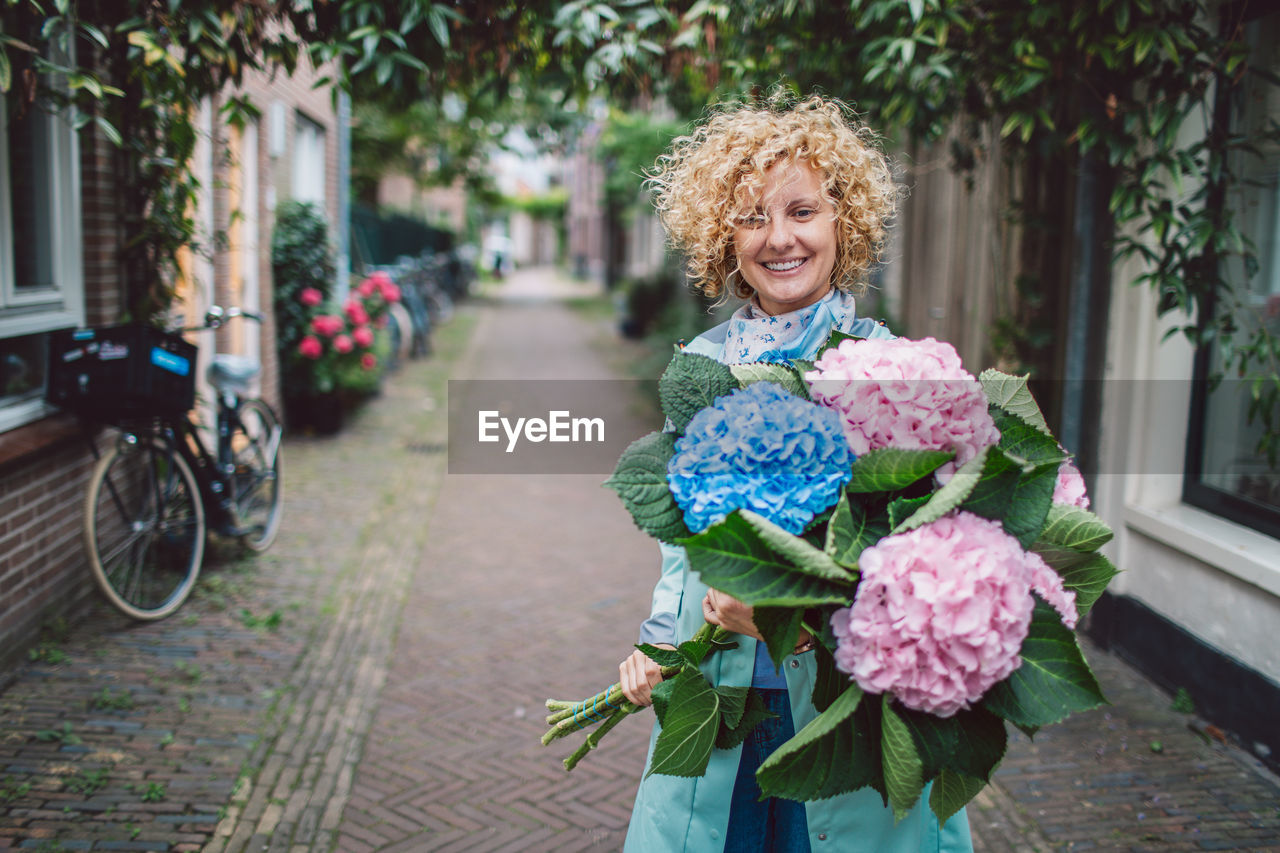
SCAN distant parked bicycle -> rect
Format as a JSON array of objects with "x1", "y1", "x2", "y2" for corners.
[{"x1": 46, "y1": 307, "x2": 283, "y2": 620}]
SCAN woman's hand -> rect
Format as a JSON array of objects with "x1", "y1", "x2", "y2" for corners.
[
  {"x1": 619, "y1": 646, "x2": 672, "y2": 707},
  {"x1": 702, "y1": 589, "x2": 764, "y2": 641}
]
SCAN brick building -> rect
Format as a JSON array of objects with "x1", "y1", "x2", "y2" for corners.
[{"x1": 0, "y1": 54, "x2": 343, "y2": 668}]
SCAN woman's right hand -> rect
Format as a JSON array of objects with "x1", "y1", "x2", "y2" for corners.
[{"x1": 619, "y1": 646, "x2": 672, "y2": 706}]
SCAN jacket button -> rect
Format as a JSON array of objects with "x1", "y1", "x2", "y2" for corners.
[
  {"x1": 710, "y1": 829, "x2": 719, "y2": 840},
  {"x1": 789, "y1": 659, "x2": 800, "y2": 668},
  {"x1": 818, "y1": 833, "x2": 828, "y2": 841}
]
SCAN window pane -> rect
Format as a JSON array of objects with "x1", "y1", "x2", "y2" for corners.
[
  {"x1": 5, "y1": 87, "x2": 55, "y2": 293},
  {"x1": 0, "y1": 331, "x2": 48, "y2": 406},
  {"x1": 1193, "y1": 11, "x2": 1280, "y2": 518}
]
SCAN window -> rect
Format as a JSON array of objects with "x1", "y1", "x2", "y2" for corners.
[
  {"x1": 0, "y1": 47, "x2": 85, "y2": 432},
  {"x1": 292, "y1": 112, "x2": 326, "y2": 208},
  {"x1": 1184, "y1": 8, "x2": 1280, "y2": 537}
]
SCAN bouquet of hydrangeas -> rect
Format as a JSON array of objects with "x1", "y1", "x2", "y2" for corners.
[{"x1": 543, "y1": 331, "x2": 1117, "y2": 823}]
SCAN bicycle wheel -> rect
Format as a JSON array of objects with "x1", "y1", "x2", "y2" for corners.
[
  {"x1": 84, "y1": 431, "x2": 206, "y2": 620},
  {"x1": 228, "y1": 398, "x2": 283, "y2": 552}
]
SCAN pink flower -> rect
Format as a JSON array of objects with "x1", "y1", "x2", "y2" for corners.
[
  {"x1": 378, "y1": 279, "x2": 401, "y2": 303},
  {"x1": 299, "y1": 287, "x2": 323, "y2": 307},
  {"x1": 357, "y1": 277, "x2": 377, "y2": 298},
  {"x1": 344, "y1": 299, "x2": 370, "y2": 326},
  {"x1": 1053, "y1": 460, "x2": 1090, "y2": 508},
  {"x1": 805, "y1": 338, "x2": 1001, "y2": 483},
  {"x1": 311, "y1": 314, "x2": 345, "y2": 338},
  {"x1": 333, "y1": 334, "x2": 354, "y2": 354},
  {"x1": 298, "y1": 336, "x2": 323, "y2": 360},
  {"x1": 361, "y1": 352, "x2": 377, "y2": 371},
  {"x1": 831, "y1": 512, "x2": 1077, "y2": 717},
  {"x1": 352, "y1": 325, "x2": 374, "y2": 349}
]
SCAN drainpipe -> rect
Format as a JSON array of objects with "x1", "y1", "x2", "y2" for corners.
[{"x1": 337, "y1": 90, "x2": 352, "y2": 299}]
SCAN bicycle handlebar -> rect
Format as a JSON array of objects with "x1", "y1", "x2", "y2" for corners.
[{"x1": 187, "y1": 305, "x2": 264, "y2": 332}]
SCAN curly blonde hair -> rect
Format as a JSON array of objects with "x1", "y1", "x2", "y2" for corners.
[{"x1": 648, "y1": 93, "x2": 898, "y2": 301}]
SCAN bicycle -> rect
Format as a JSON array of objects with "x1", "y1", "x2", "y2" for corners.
[{"x1": 46, "y1": 307, "x2": 283, "y2": 620}]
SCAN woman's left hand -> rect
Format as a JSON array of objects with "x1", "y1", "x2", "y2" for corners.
[{"x1": 702, "y1": 589, "x2": 763, "y2": 641}]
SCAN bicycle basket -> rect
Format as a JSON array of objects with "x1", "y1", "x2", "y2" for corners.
[{"x1": 46, "y1": 324, "x2": 197, "y2": 421}]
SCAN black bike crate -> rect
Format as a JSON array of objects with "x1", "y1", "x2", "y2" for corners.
[{"x1": 46, "y1": 324, "x2": 197, "y2": 420}]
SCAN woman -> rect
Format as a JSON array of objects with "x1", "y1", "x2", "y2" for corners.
[{"x1": 618, "y1": 94, "x2": 974, "y2": 852}]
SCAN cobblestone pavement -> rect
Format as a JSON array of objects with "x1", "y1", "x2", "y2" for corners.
[{"x1": 1, "y1": 267, "x2": 1278, "y2": 852}]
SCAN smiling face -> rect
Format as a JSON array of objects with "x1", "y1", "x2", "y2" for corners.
[{"x1": 732, "y1": 159, "x2": 838, "y2": 316}]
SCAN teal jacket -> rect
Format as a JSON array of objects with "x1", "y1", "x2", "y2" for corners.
[{"x1": 624, "y1": 312, "x2": 974, "y2": 852}]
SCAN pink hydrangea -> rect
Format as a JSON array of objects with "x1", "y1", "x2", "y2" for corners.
[
  {"x1": 805, "y1": 337, "x2": 1001, "y2": 482},
  {"x1": 299, "y1": 287, "x2": 323, "y2": 307},
  {"x1": 311, "y1": 315, "x2": 345, "y2": 338},
  {"x1": 352, "y1": 325, "x2": 375, "y2": 349},
  {"x1": 1053, "y1": 460, "x2": 1090, "y2": 508},
  {"x1": 831, "y1": 512, "x2": 1077, "y2": 717},
  {"x1": 333, "y1": 334, "x2": 354, "y2": 354},
  {"x1": 297, "y1": 335, "x2": 322, "y2": 360}
]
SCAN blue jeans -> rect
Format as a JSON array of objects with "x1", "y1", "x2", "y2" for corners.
[{"x1": 723, "y1": 688, "x2": 811, "y2": 852}]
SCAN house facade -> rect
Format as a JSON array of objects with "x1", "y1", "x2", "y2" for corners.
[
  {"x1": 885, "y1": 5, "x2": 1280, "y2": 768},
  {"x1": 0, "y1": 48, "x2": 341, "y2": 668}
]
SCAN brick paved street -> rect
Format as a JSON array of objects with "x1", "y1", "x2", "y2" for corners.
[{"x1": 2, "y1": 267, "x2": 1279, "y2": 851}]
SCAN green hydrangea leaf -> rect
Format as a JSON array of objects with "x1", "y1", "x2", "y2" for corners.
[
  {"x1": 659, "y1": 352, "x2": 738, "y2": 433},
  {"x1": 893, "y1": 448, "x2": 991, "y2": 533},
  {"x1": 846, "y1": 449, "x2": 955, "y2": 493},
  {"x1": 1054, "y1": 551, "x2": 1119, "y2": 618},
  {"x1": 637, "y1": 643, "x2": 684, "y2": 668},
  {"x1": 715, "y1": 685, "x2": 750, "y2": 730},
  {"x1": 929, "y1": 769, "x2": 988, "y2": 825},
  {"x1": 961, "y1": 445, "x2": 1059, "y2": 548},
  {"x1": 887, "y1": 495, "x2": 931, "y2": 531},
  {"x1": 647, "y1": 670, "x2": 721, "y2": 778},
  {"x1": 684, "y1": 512, "x2": 854, "y2": 608},
  {"x1": 604, "y1": 431, "x2": 690, "y2": 543},
  {"x1": 739, "y1": 509, "x2": 854, "y2": 582},
  {"x1": 730, "y1": 362, "x2": 811, "y2": 400},
  {"x1": 981, "y1": 599, "x2": 1107, "y2": 728},
  {"x1": 814, "y1": 329, "x2": 863, "y2": 360},
  {"x1": 757, "y1": 683, "x2": 875, "y2": 801},
  {"x1": 650, "y1": 677, "x2": 677, "y2": 727},
  {"x1": 753, "y1": 605, "x2": 806, "y2": 670},
  {"x1": 677, "y1": 639, "x2": 713, "y2": 669},
  {"x1": 1034, "y1": 504, "x2": 1114, "y2": 555},
  {"x1": 810, "y1": 642, "x2": 848, "y2": 713},
  {"x1": 980, "y1": 369, "x2": 1052, "y2": 435},
  {"x1": 894, "y1": 704, "x2": 1008, "y2": 783},
  {"x1": 716, "y1": 688, "x2": 776, "y2": 750},
  {"x1": 825, "y1": 492, "x2": 889, "y2": 567},
  {"x1": 882, "y1": 696, "x2": 926, "y2": 820}
]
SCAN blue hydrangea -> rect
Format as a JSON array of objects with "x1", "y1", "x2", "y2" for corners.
[{"x1": 667, "y1": 382, "x2": 853, "y2": 534}]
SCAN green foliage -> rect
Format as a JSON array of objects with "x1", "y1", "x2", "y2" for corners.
[
  {"x1": 34, "y1": 722, "x2": 81, "y2": 745},
  {"x1": 844, "y1": 449, "x2": 955, "y2": 494},
  {"x1": 90, "y1": 688, "x2": 135, "y2": 712},
  {"x1": 1171, "y1": 687, "x2": 1196, "y2": 714},
  {"x1": 597, "y1": 109, "x2": 685, "y2": 215},
  {"x1": 658, "y1": 351, "x2": 738, "y2": 433},
  {"x1": 239, "y1": 609, "x2": 284, "y2": 631},
  {"x1": 272, "y1": 201, "x2": 336, "y2": 363},
  {"x1": 0, "y1": 775, "x2": 32, "y2": 804},
  {"x1": 64, "y1": 767, "x2": 111, "y2": 796},
  {"x1": 605, "y1": 431, "x2": 690, "y2": 542},
  {"x1": 139, "y1": 781, "x2": 166, "y2": 803}
]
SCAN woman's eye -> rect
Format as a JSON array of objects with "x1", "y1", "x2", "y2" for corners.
[
  {"x1": 793, "y1": 208, "x2": 816, "y2": 219},
  {"x1": 738, "y1": 214, "x2": 767, "y2": 228}
]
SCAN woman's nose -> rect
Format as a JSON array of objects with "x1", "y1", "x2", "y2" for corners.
[{"x1": 765, "y1": 216, "x2": 795, "y2": 250}]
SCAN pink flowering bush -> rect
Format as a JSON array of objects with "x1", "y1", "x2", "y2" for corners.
[
  {"x1": 831, "y1": 512, "x2": 1077, "y2": 717},
  {"x1": 283, "y1": 274, "x2": 395, "y2": 399},
  {"x1": 806, "y1": 337, "x2": 1001, "y2": 482}
]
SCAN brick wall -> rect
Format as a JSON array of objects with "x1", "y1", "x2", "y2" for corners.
[
  {"x1": 0, "y1": 124, "x2": 120, "y2": 672},
  {"x1": 0, "y1": 55, "x2": 341, "y2": 671}
]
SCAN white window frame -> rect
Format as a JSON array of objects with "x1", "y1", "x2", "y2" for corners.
[{"x1": 0, "y1": 90, "x2": 85, "y2": 433}]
